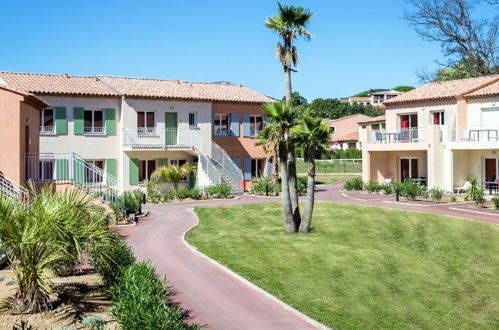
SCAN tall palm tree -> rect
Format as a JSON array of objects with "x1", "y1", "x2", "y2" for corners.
[
  {"x1": 263, "y1": 102, "x2": 297, "y2": 233},
  {"x1": 265, "y1": 2, "x2": 314, "y2": 101},
  {"x1": 256, "y1": 124, "x2": 280, "y2": 184},
  {"x1": 266, "y1": 2, "x2": 314, "y2": 227},
  {"x1": 151, "y1": 163, "x2": 195, "y2": 192},
  {"x1": 295, "y1": 115, "x2": 332, "y2": 233}
]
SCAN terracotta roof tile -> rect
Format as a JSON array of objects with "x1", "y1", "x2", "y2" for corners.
[
  {"x1": 0, "y1": 72, "x2": 116, "y2": 96},
  {"x1": 464, "y1": 79, "x2": 499, "y2": 98},
  {"x1": 357, "y1": 115, "x2": 386, "y2": 124},
  {"x1": 384, "y1": 75, "x2": 499, "y2": 105},
  {"x1": 331, "y1": 131, "x2": 359, "y2": 142},
  {"x1": 0, "y1": 72, "x2": 275, "y2": 103}
]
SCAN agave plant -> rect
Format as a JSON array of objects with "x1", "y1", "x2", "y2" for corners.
[{"x1": 0, "y1": 184, "x2": 112, "y2": 313}]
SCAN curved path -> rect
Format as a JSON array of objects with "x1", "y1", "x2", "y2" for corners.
[
  {"x1": 117, "y1": 183, "x2": 497, "y2": 330},
  {"x1": 117, "y1": 195, "x2": 323, "y2": 330}
]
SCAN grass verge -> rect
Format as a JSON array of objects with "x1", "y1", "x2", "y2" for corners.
[{"x1": 188, "y1": 202, "x2": 499, "y2": 329}]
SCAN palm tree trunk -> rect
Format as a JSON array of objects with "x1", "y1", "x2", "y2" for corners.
[
  {"x1": 271, "y1": 151, "x2": 279, "y2": 185},
  {"x1": 279, "y1": 140, "x2": 295, "y2": 233},
  {"x1": 287, "y1": 143, "x2": 301, "y2": 227},
  {"x1": 285, "y1": 66, "x2": 292, "y2": 103},
  {"x1": 299, "y1": 153, "x2": 315, "y2": 233}
]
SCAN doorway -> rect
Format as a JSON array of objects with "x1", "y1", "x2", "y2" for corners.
[
  {"x1": 400, "y1": 157, "x2": 418, "y2": 182},
  {"x1": 484, "y1": 157, "x2": 498, "y2": 185}
]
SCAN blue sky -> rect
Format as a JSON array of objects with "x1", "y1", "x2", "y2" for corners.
[{"x1": 0, "y1": 1, "x2": 493, "y2": 100}]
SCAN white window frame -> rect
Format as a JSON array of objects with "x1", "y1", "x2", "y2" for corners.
[
  {"x1": 250, "y1": 115, "x2": 264, "y2": 137},
  {"x1": 137, "y1": 111, "x2": 156, "y2": 135},
  {"x1": 40, "y1": 108, "x2": 56, "y2": 134},
  {"x1": 84, "y1": 109, "x2": 105, "y2": 135},
  {"x1": 138, "y1": 159, "x2": 157, "y2": 183},
  {"x1": 251, "y1": 158, "x2": 266, "y2": 179},
  {"x1": 189, "y1": 112, "x2": 198, "y2": 127},
  {"x1": 213, "y1": 113, "x2": 230, "y2": 136},
  {"x1": 432, "y1": 111, "x2": 445, "y2": 126}
]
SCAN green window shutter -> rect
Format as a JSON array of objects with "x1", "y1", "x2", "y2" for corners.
[
  {"x1": 106, "y1": 158, "x2": 117, "y2": 184},
  {"x1": 105, "y1": 108, "x2": 116, "y2": 135},
  {"x1": 74, "y1": 107, "x2": 84, "y2": 135},
  {"x1": 158, "y1": 158, "x2": 168, "y2": 168},
  {"x1": 129, "y1": 158, "x2": 139, "y2": 185},
  {"x1": 55, "y1": 159, "x2": 68, "y2": 180},
  {"x1": 73, "y1": 158, "x2": 85, "y2": 184},
  {"x1": 55, "y1": 107, "x2": 67, "y2": 134}
]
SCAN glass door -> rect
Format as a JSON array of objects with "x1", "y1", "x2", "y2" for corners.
[
  {"x1": 400, "y1": 158, "x2": 418, "y2": 182},
  {"x1": 484, "y1": 158, "x2": 498, "y2": 189}
]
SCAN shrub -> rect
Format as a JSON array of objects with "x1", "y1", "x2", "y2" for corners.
[
  {"x1": 204, "y1": 185, "x2": 218, "y2": 197},
  {"x1": 123, "y1": 191, "x2": 141, "y2": 214},
  {"x1": 251, "y1": 177, "x2": 280, "y2": 196},
  {"x1": 297, "y1": 177, "x2": 307, "y2": 194},
  {"x1": 90, "y1": 236, "x2": 136, "y2": 287},
  {"x1": 399, "y1": 181, "x2": 421, "y2": 201},
  {"x1": 474, "y1": 189, "x2": 485, "y2": 207},
  {"x1": 109, "y1": 262, "x2": 199, "y2": 330},
  {"x1": 161, "y1": 190, "x2": 175, "y2": 203},
  {"x1": 109, "y1": 196, "x2": 126, "y2": 223},
  {"x1": 216, "y1": 184, "x2": 232, "y2": 198},
  {"x1": 449, "y1": 196, "x2": 457, "y2": 203},
  {"x1": 366, "y1": 182, "x2": 381, "y2": 193},
  {"x1": 420, "y1": 186, "x2": 430, "y2": 199},
  {"x1": 382, "y1": 184, "x2": 394, "y2": 195},
  {"x1": 189, "y1": 188, "x2": 202, "y2": 200},
  {"x1": 344, "y1": 177, "x2": 363, "y2": 191},
  {"x1": 81, "y1": 315, "x2": 106, "y2": 330},
  {"x1": 430, "y1": 187, "x2": 445, "y2": 202},
  {"x1": 465, "y1": 176, "x2": 482, "y2": 202},
  {"x1": 492, "y1": 197, "x2": 499, "y2": 210},
  {"x1": 176, "y1": 188, "x2": 190, "y2": 200}
]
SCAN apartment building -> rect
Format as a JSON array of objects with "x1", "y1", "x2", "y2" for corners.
[
  {"x1": 327, "y1": 114, "x2": 371, "y2": 150},
  {"x1": 369, "y1": 90, "x2": 403, "y2": 106},
  {"x1": 359, "y1": 75, "x2": 499, "y2": 192},
  {"x1": 0, "y1": 72, "x2": 274, "y2": 193}
]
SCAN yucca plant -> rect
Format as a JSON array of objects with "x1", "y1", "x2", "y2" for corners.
[
  {"x1": 151, "y1": 164, "x2": 195, "y2": 192},
  {"x1": 0, "y1": 185, "x2": 112, "y2": 313},
  {"x1": 465, "y1": 176, "x2": 482, "y2": 202}
]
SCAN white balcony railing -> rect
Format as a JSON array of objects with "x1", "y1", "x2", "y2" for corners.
[
  {"x1": 448, "y1": 125, "x2": 499, "y2": 143},
  {"x1": 84, "y1": 126, "x2": 105, "y2": 135},
  {"x1": 369, "y1": 127, "x2": 426, "y2": 144},
  {"x1": 123, "y1": 127, "x2": 201, "y2": 151},
  {"x1": 39, "y1": 126, "x2": 56, "y2": 135}
]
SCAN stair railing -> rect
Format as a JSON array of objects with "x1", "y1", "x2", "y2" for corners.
[
  {"x1": 211, "y1": 142, "x2": 243, "y2": 192},
  {"x1": 0, "y1": 175, "x2": 29, "y2": 203}
]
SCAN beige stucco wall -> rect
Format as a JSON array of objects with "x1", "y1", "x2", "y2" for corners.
[
  {"x1": 466, "y1": 97, "x2": 499, "y2": 127},
  {"x1": 365, "y1": 150, "x2": 427, "y2": 184}
]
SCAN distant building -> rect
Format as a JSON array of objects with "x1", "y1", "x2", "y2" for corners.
[
  {"x1": 369, "y1": 90, "x2": 403, "y2": 106},
  {"x1": 340, "y1": 97, "x2": 371, "y2": 106},
  {"x1": 327, "y1": 114, "x2": 371, "y2": 150}
]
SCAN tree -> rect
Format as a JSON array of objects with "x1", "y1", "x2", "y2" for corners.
[
  {"x1": 262, "y1": 102, "x2": 298, "y2": 233},
  {"x1": 302, "y1": 98, "x2": 385, "y2": 119},
  {"x1": 256, "y1": 125, "x2": 280, "y2": 184},
  {"x1": 295, "y1": 115, "x2": 332, "y2": 233},
  {"x1": 266, "y1": 2, "x2": 314, "y2": 228},
  {"x1": 151, "y1": 164, "x2": 195, "y2": 192},
  {"x1": 405, "y1": 0, "x2": 499, "y2": 80},
  {"x1": 281, "y1": 91, "x2": 308, "y2": 107},
  {"x1": 392, "y1": 86, "x2": 416, "y2": 92}
]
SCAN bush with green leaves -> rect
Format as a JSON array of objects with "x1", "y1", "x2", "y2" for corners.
[
  {"x1": 109, "y1": 261, "x2": 200, "y2": 330},
  {"x1": 344, "y1": 177, "x2": 363, "y2": 191},
  {"x1": 465, "y1": 176, "x2": 482, "y2": 202},
  {"x1": 297, "y1": 176, "x2": 307, "y2": 194},
  {"x1": 251, "y1": 177, "x2": 280, "y2": 196},
  {"x1": 176, "y1": 188, "x2": 191, "y2": 200},
  {"x1": 474, "y1": 189, "x2": 485, "y2": 207},
  {"x1": 204, "y1": 185, "x2": 218, "y2": 197},
  {"x1": 366, "y1": 182, "x2": 381, "y2": 194},
  {"x1": 430, "y1": 187, "x2": 445, "y2": 202},
  {"x1": 81, "y1": 315, "x2": 106, "y2": 330},
  {"x1": 216, "y1": 183, "x2": 232, "y2": 198},
  {"x1": 449, "y1": 196, "x2": 457, "y2": 203},
  {"x1": 89, "y1": 235, "x2": 136, "y2": 287},
  {"x1": 189, "y1": 188, "x2": 202, "y2": 200},
  {"x1": 397, "y1": 181, "x2": 422, "y2": 200},
  {"x1": 123, "y1": 191, "x2": 141, "y2": 214},
  {"x1": 382, "y1": 184, "x2": 394, "y2": 195},
  {"x1": 492, "y1": 197, "x2": 499, "y2": 210},
  {"x1": 161, "y1": 190, "x2": 175, "y2": 203}
]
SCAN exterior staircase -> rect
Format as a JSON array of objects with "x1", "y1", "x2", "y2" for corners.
[{"x1": 0, "y1": 174, "x2": 29, "y2": 203}]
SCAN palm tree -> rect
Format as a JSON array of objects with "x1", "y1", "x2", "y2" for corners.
[
  {"x1": 151, "y1": 163, "x2": 195, "y2": 192},
  {"x1": 256, "y1": 124, "x2": 280, "y2": 184},
  {"x1": 295, "y1": 115, "x2": 332, "y2": 233},
  {"x1": 0, "y1": 185, "x2": 112, "y2": 313},
  {"x1": 265, "y1": 2, "x2": 314, "y2": 102},
  {"x1": 266, "y1": 2, "x2": 313, "y2": 227},
  {"x1": 263, "y1": 102, "x2": 297, "y2": 233}
]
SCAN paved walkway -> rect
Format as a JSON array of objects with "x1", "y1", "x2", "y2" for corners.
[
  {"x1": 117, "y1": 196, "x2": 321, "y2": 330},
  {"x1": 117, "y1": 183, "x2": 497, "y2": 330}
]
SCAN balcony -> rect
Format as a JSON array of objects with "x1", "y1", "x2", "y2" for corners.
[
  {"x1": 84, "y1": 127, "x2": 105, "y2": 135},
  {"x1": 446, "y1": 125, "x2": 499, "y2": 145},
  {"x1": 123, "y1": 127, "x2": 201, "y2": 151},
  {"x1": 39, "y1": 126, "x2": 55, "y2": 135},
  {"x1": 369, "y1": 128, "x2": 426, "y2": 144}
]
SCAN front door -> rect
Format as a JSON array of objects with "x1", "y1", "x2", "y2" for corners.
[
  {"x1": 485, "y1": 158, "x2": 497, "y2": 188},
  {"x1": 165, "y1": 112, "x2": 177, "y2": 145},
  {"x1": 400, "y1": 158, "x2": 418, "y2": 182}
]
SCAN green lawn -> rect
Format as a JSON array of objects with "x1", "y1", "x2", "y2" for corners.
[
  {"x1": 296, "y1": 160, "x2": 362, "y2": 173},
  {"x1": 188, "y1": 203, "x2": 499, "y2": 329},
  {"x1": 299, "y1": 173, "x2": 360, "y2": 185}
]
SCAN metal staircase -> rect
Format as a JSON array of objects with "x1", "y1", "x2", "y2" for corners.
[
  {"x1": 0, "y1": 174, "x2": 29, "y2": 203},
  {"x1": 210, "y1": 142, "x2": 243, "y2": 193}
]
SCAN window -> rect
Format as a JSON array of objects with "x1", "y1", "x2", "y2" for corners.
[
  {"x1": 139, "y1": 160, "x2": 156, "y2": 182},
  {"x1": 214, "y1": 114, "x2": 230, "y2": 136},
  {"x1": 189, "y1": 112, "x2": 198, "y2": 127},
  {"x1": 399, "y1": 113, "x2": 418, "y2": 129},
  {"x1": 433, "y1": 111, "x2": 445, "y2": 125},
  {"x1": 40, "y1": 108, "x2": 55, "y2": 134},
  {"x1": 39, "y1": 160, "x2": 54, "y2": 181},
  {"x1": 170, "y1": 159, "x2": 187, "y2": 166},
  {"x1": 85, "y1": 160, "x2": 104, "y2": 183},
  {"x1": 251, "y1": 159, "x2": 266, "y2": 179},
  {"x1": 137, "y1": 111, "x2": 155, "y2": 135},
  {"x1": 84, "y1": 110, "x2": 104, "y2": 134},
  {"x1": 250, "y1": 115, "x2": 264, "y2": 136}
]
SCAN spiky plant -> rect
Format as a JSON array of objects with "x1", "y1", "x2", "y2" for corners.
[{"x1": 151, "y1": 164, "x2": 195, "y2": 192}]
